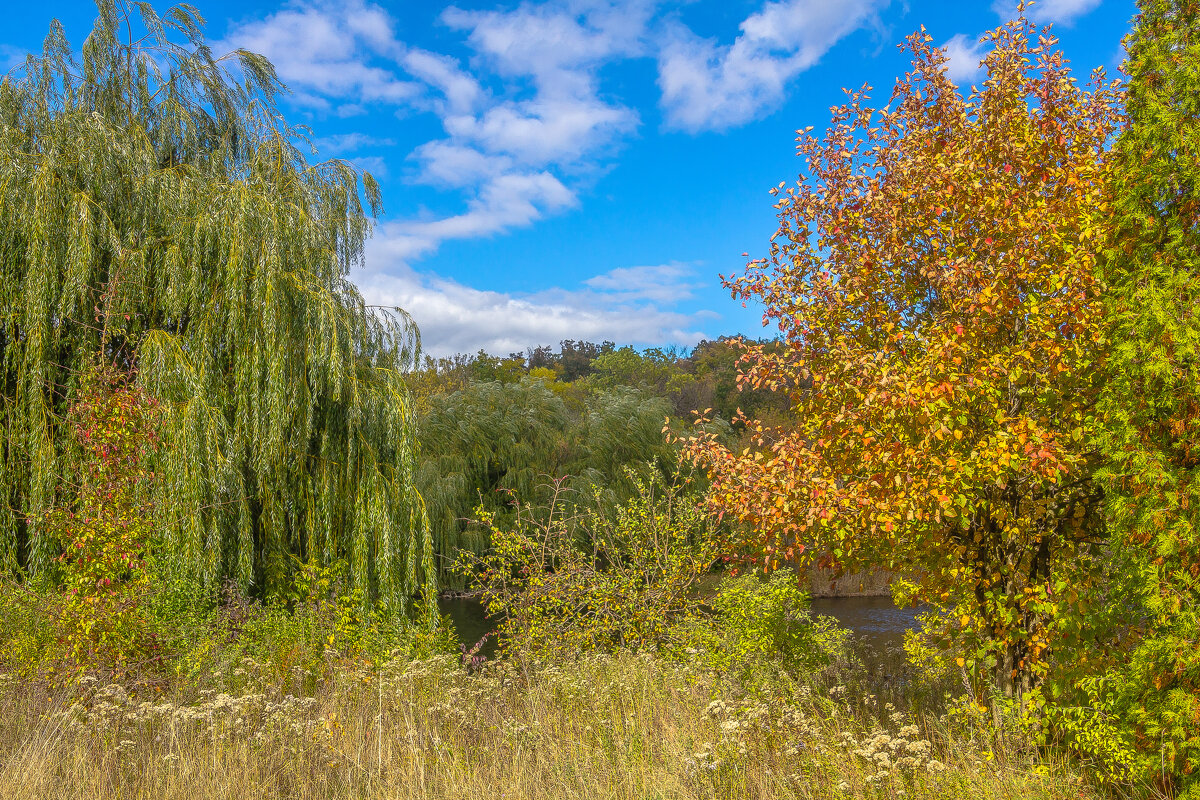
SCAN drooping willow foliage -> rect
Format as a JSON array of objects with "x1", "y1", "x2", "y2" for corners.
[
  {"x1": 415, "y1": 378, "x2": 680, "y2": 587},
  {"x1": 0, "y1": 1, "x2": 431, "y2": 612},
  {"x1": 417, "y1": 379, "x2": 572, "y2": 586}
]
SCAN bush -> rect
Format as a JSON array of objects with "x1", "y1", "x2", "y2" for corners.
[
  {"x1": 457, "y1": 467, "x2": 719, "y2": 659},
  {"x1": 3, "y1": 364, "x2": 164, "y2": 680},
  {"x1": 156, "y1": 561, "x2": 457, "y2": 692},
  {"x1": 676, "y1": 572, "x2": 852, "y2": 684}
]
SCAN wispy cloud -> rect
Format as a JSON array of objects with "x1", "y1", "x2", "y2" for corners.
[
  {"x1": 992, "y1": 0, "x2": 1102, "y2": 26},
  {"x1": 348, "y1": 155, "x2": 391, "y2": 178},
  {"x1": 394, "y1": 2, "x2": 646, "y2": 258},
  {"x1": 221, "y1": 0, "x2": 887, "y2": 262},
  {"x1": 376, "y1": 172, "x2": 577, "y2": 261},
  {"x1": 656, "y1": 0, "x2": 888, "y2": 132},
  {"x1": 227, "y1": 0, "x2": 649, "y2": 262},
  {"x1": 215, "y1": 0, "x2": 892, "y2": 345},
  {"x1": 402, "y1": 49, "x2": 486, "y2": 116},
  {"x1": 442, "y1": 1, "x2": 652, "y2": 95},
  {"x1": 941, "y1": 33, "x2": 989, "y2": 85},
  {"x1": 584, "y1": 263, "x2": 703, "y2": 303},
  {"x1": 311, "y1": 132, "x2": 396, "y2": 154},
  {"x1": 221, "y1": 0, "x2": 419, "y2": 112},
  {"x1": 358, "y1": 249, "x2": 711, "y2": 357},
  {"x1": 0, "y1": 44, "x2": 28, "y2": 73}
]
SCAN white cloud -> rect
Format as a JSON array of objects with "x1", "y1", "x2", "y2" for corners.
[
  {"x1": 357, "y1": 257, "x2": 710, "y2": 358},
  {"x1": 312, "y1": 132, "x2": 395, "y2": 153},
  {"x1": 584, "y1": 263, "x2": 702, "y2": 303},
  {"x1": 941, "y1": 33, "x2": 989, "y2": 85},
  {"x1": 403, "y1": 49, "x2": 486, "y2": 115},
  {"x1": 349, "y1": 155, "x2": 390, "y2": 178},
  {"x1": 392, "y1": 1, "x2": 646, "y2": 259},
  {"x1": 221, "y1": 0, "x2": 419, "y2": 107},
  {"x1": 373, "y1": 172, "x2": 577, "y2": 261},
  {"x1": 656, "y1": 0, "x2": 887, "y2": 132},
  {"x1": 992, "y1": 0, "x2": 1101, "y2": 25},
  {"x1": 443, "y1": 97, "x2": 636, "y2": 166},
  {"x1": 442, "y1": 1, "x2": 651, "y2": 96},
  {"x1": 408, "y1": 142, "x2": 515, "y2": 188},
  {"x1": 224, "y1": 0, "x2": 643, "y2": 260}
]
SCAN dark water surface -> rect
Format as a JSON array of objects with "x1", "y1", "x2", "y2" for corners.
[
  {"x1": 437, "y1": 595, "x2": 499, "y2": 656},
  {"x1": 438, "y1": 594, "x2": 923, "y2": 655},
  {"x1": 810, "y1": 595, "x2": 925, "y2": 648}
]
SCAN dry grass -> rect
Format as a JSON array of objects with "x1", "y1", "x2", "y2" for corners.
[{"x1": 0, "y1": 653, "x2": 1102, "y2": 800}]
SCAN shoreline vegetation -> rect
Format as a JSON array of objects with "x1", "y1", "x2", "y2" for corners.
[{"x1": 806, "y1": 569, "x2": 894, "y2": 599}]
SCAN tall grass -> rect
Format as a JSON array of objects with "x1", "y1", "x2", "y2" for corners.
[{"x1": 0, "y1": 648, "x2": 1102, "y2": 800}]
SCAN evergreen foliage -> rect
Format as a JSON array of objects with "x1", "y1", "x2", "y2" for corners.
[
  {"x1": 1098, "y1": 0, "x2": 1200, "y2": 790},
  {"x1": 0, "y1": 1, "x2": 429, "y2": 611}
]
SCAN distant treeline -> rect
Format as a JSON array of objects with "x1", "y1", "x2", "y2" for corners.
[
  {"x1": 408, "y1": 337, "x2": 793, "y2": 424},
  {"x1": 405, "y1": 337, "x2": 789, "y2": 588}
]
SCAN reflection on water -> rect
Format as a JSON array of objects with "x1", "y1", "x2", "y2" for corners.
[
  {"x1": 437, "y1": 595, "x2": 499, "y2": 658},
  {"x1": 438, "y1": 593, "x2": 923, "y2": 655},
  {"x1": 810, "y1": 595, "x2": 924, "y2": 648}
]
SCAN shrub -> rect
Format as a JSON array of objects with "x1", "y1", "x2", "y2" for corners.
[
  {"x1": 157, "y1": 561, "x2": 456, "y2": 692},
  {"x1": 12, "y1": 363, "x2": 165, "y2": 679},
  {"x1": 458, "y1": 467, "x2": 719, "y2": 659},
  {"x1": 678, "y1": 572, "x2": 852, "y2": 684}
]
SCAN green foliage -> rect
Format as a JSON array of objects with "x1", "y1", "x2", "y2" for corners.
[
  {"x1": 136, "y1": 562, "x2": 455, "y2": 691},
  {"x1": 417, "y1": 378, "x2": 681, "y2": 587},
  {"x1": 417, "y1": 378, "x2": 572, "y2": 583},
  {"x1": 457, "y1": 468, "x2": 718, "y2": 659},
  {"x1": 0, "y1": 1, "x2": 429, "y2": 610},
  {"x1": 575, "y1": 387, "x2": 677, "y2": 492},
  {"x1": 220, "y1": 576, "x2": 446, "y2": 683},
  {"x1": 1041, "y1": 675, "x2": 1142, "y2": 788},
  {"x1": 681, "y1": 572, "x2": 851, "y2": 683},
  {"x1": 28, "y1": 362, "x2": 162, "y2": 675},
  {"x1": 1097, "y1": 0, "x2": 1200, "y2": 793}
]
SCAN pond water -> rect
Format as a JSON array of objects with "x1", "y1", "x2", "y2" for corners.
[
  {"x1": 810, "y1": 595, "x2": 925, "y2": 649},
  {"x1": 438, "y1": 593, "x2": 923, "y2": 657},
  {"x1": 437, "y1": 595, "x2": 500, "y2": 657}
]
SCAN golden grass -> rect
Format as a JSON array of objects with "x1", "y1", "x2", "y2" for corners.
[{"x1": 0, "y1": 653, "x2": 1103, "y2": 800}]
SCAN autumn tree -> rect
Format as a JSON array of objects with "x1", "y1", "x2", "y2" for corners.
[
  {"x1": 684, "y1": 18, "x2": 1121, "y2": 699},
  {"x1": 1097, "y1": 0, "x2": 1200, "y2": 790},
  {"x1": 0, "y1": 2, "x2": 430, "y2": 610}
]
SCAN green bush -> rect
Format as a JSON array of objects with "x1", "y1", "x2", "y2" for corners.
[
  {"x1": 156, "y1": 561, "x2": 456, "y2": 692},
  {"x1": 458, "y1": 466, "x2": 719, "y2": 659},
  {"x1": 678, "y1": 572, "x2": 851, "y2": 683}
]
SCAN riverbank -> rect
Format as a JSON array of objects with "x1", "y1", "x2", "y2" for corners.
[
  {"x1": 0, "y1": 650, "x2": 1099, "y2": 800},
  {"x1": 805, "y1": 566, "x2": 893, "y2": 598}
]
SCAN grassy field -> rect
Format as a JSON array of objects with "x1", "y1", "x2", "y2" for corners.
[{"x1": 0, "y1": 645, "x2": 1105, "y2": 800}]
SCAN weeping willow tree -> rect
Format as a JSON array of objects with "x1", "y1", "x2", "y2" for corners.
[
  {"x1": 415, "y1": 377, "x2": 684, "y2": 587},
  {"x1": 0, "y1": 1, "x2": 432, "y2": 612},
  {"x1": 417, "y1": 379, "x2": 571, "y2": 586}
]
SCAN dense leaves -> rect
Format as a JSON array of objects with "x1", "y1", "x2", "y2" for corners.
[
  {"x1": 416, "y1": 377, "x2": 678, "y2": 586},
  {"x1": 38, "y1": 362, "x2": 162, "y2": 672},
  {"x1": 1098, "y1": 0, "x2": 1200, "y2": 791},
  {"x1": 0, "y1": 2, "x2": 429, "y2": 609},
  {"x1": 457, "y1": 470, "x2": 719, "y2": 657},
  {"x1": 684, "y1": 19, "x2": 1121, "y2": 698}
]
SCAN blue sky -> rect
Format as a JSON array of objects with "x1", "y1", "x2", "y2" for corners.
[{"x1": 4, "y1": 0, "x2": 1135, "y2": 356}]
